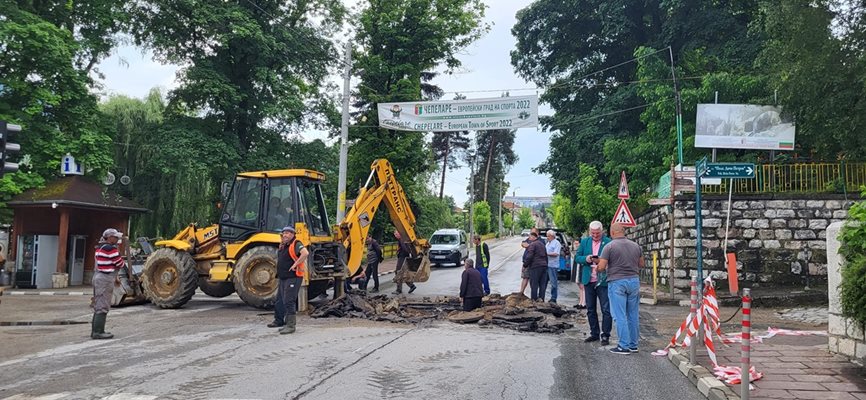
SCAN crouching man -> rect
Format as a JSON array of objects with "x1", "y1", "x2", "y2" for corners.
[{"x1": 459, "y1": 259, "x2": 484, "y2": 311}]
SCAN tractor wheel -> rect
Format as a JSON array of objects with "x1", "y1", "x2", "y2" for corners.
[
  {"x1": 198, "y1": 278, "x2": 235, "y2": 298},
  {"x1": 141, "y1": 248, "x2": 198, "y2": 309},
  {"x1": 232, "y1": 246, "x2": 278, "y2": 309}
]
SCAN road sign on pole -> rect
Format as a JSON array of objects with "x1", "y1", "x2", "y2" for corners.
[
  {"x1": 703, "y1": 163, "x2": 756, "y2": 179},
  {"x1": 612, "y1": 199, "x2": 636, "y2": 227},
  {"x1": 696, "y1": 156, "x2": 708, "y2": 178},
  {"x1": 618, "y1": 171, "x2": 630, "y2": 199}
]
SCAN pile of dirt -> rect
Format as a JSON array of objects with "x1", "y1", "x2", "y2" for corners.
[{"x1": 310, "y1": 292, "x2": 577, "y2": 334}]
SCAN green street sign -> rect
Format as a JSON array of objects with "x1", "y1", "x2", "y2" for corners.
[
  {"x1": 704, "y1": 163, "x2": 756, "y2": 179},
  {"x1": 696, "y1": 156, "x2": 708, "y2": 177}
]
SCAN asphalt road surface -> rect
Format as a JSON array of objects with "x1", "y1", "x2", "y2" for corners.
[{"x1": 0, "y1": 236, "x2": 701, "y2": 399}]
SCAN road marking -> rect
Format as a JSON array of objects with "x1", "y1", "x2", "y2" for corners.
[
  {"x1": 490, "y1": 246, "x2": 524, "y2": 273},
  {"x1": 0, "y1": 394, "x2": 262, "y2": 400},
  {"x1": 0, "y1": 340, "x2": 105, "y2": 368},
  {"x1": 2, "y1": 394, "x2": 70, "y2": 400}
]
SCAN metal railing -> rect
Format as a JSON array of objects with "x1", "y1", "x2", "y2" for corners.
[{"x1": 701, "y1": 162, "x2": 866, "y2": 194}]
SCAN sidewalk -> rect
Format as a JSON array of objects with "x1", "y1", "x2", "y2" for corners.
[
  {"x1": 692, "y1": 332, "x2": 866, "y2": 399},
  {"x1": 0, "y1": 286, "x2": 91, "y2": 296},
  {"x1": 660, "y1": 303, "x2": 866, "y2": 400}
]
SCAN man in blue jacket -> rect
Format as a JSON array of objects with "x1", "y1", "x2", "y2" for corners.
[{"x1": 574, "y1": 221, "x2": 613, "y2": 345}]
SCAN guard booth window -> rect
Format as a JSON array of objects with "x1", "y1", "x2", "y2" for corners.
[
  {"x1": 297, "y1": 179, "x2": 330, "y2": 236},
  {"x1": 266, "y1": 178, "x2": 295, "y2": 232}
]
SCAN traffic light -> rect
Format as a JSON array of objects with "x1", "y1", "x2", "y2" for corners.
[{"x1": 0, "y1": 120, "x2": 22, "y2": 177}]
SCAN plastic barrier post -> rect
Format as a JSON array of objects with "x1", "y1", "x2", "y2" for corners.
[
  {"x1": 727, "y1": 252, "x2": 739, "y2": 295},
  {"x1": 653, "y1": 252, "x2": 658, "y2": 303},
  {"x1": 741, "y1": 288, "x2": 752, "y2": 400},
  {"x1": 689, "y1": 276, "x2": 698, "y2": 365}
]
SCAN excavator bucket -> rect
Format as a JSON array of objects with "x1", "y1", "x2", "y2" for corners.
[{"x1": 400, "y1": 251, "x2": 432, "y2": 283}]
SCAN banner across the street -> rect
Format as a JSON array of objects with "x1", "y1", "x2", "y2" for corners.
[{"x1": 377, "y1": 95, "x2": 539, "y2": 132}]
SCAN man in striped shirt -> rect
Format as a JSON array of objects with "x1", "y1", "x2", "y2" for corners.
[{"x1": 92, "y1": 228, "x2": 124, "y2": 339}]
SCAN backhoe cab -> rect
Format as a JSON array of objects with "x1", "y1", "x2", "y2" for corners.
[{"x1": 141, "y1": 160, "x2": 430, "y2": 311}]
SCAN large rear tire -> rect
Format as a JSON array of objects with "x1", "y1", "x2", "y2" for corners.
[
  {"x1": 232, "y1": 246, "x2": 278, "y2": 309},
  {"x1": 141, "y1": 248, "x2": 198, "y2": 309},
  {"x1": 198, "y1": 278, "x2": 235, "y2": 298}
]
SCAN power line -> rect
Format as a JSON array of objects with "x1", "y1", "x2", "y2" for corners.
[
  {"x1": 436, "y1": 75, "x2": 704, "y2": 97},
  {"x1": 546, "y1": 101, "x2": 664, "y2": 130},
  {"x1": 545, "y1": 46, "x2": 673, "y2": 91}
]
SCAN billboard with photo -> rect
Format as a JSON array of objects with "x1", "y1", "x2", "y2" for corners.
[{"x1": 695, "y1": 104, "x2": 796, "y2": 150}]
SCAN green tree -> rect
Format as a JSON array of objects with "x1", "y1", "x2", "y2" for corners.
[
  {"x1": 1, "y1": 1, "x2": 127, "y2": 222},
  {"x1": 502, "y1": 212, "x2": 513, "y2": 232},
  {"x1": 550, "y1": 193, "x2": 583, "y2": 236},
  {"x1": 755, "y1": 0, "x2": 866, "y2": 160},
  {"x1": 350, "y1": 0, "x2": 488, "y2": 194},
  {"x1": 130, "y1": 0, "x2": 346, "y2": 160},
  {"x1": 511, "y1": 0, "x2": 764, "y2": 205},
  {"x1": 470, "y1": 128, "x2": 516, "y2": 231},
  {"x1": 413, "y1": 188, "x2": 455, "y2": 237},
  {"x1": 574, "y1": 164, "x2": 618, "y2": 229},
  {"x1": 472, "y1": 201, "x2": 491, "y2": 234},
  {"x1": 432, "y1": 130, "x2": 470, "y2": 198},
  {"x1": 516, "y1": 208, "x2": 535, "y2": 230}
]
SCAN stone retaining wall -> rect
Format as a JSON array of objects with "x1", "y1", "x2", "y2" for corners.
[
  {"x1": 826, "y1": 221, "x2": 866, "y2": 365},
  {"x1": 631, "y1": 195, "x2": 856, "y2": 292}
]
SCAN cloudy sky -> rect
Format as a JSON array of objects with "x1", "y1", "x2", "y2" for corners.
[{"x1": 94, "y1": 1, "x2": 553, "y2": 206}]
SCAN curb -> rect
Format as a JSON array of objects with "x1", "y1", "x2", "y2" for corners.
[
  {"x1": 639, "y1": 296, "x2": 680, "y2": 306},
  {"x1": 0, "y1": 290, "x2": 89, "y2": 296},
  {"x1": 666, "y1": 348, "x2": 739, "y2": 400}
]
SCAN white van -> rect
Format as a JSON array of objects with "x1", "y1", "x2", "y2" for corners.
[{"x1": 427, "y1": 229, "x2": 468, "y2": 267}]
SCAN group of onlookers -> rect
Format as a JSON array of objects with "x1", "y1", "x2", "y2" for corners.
[
  {"x1": 574, "y1": 221, "x2": 645, "y2": 354},
  {"x1": 514, "y1": 221, "x2": 645, "y2": 354}
]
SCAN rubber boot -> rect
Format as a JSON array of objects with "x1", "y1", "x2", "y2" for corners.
[
  {"x1": 267, "y1": 319, "x2": 284, "y2": 328},
  {"x1": 279, "y1": 315, "x2": 296, "y2": 335},
  {"x1": 91, "y1": 313, "x2": 114, "y2": 340}
]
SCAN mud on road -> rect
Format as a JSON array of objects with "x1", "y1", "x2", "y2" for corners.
[{"x1": 311, "y1": 291, "x2": 580, "y2": 334}]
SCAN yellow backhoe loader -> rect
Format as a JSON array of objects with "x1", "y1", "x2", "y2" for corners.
[{"x1": 140, "y1": 159, "x2": 430, "y2": 311}]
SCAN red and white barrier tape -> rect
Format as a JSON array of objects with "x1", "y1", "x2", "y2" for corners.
[
  {"x1": 653, "y1": 280, "x2": 833, "y2": 390},
  {"x1": 714, "y1": 365, "x2": 763, "y2": 387},
  {"x1": 720, "y1": 327, "x2": 828, "y2": 344}
]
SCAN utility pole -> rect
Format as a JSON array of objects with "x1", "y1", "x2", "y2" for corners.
[
  {"x1": 669, "y1": 47, "x2": 684, "y2": 168},
  {"x1": 336, "y1": 41, "x2": 352, "y2": 224},
  {"x1": 511, "y1": 189, "x2": 517, "y2": 235},
  {"x1": 469, "y1": 150, "x2": 475, "y2": 239},
  {"x1": 498, "y1": 178, "x2": 503, "y2": 236}
]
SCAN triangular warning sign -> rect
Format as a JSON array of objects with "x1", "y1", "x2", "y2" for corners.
[
  {"x1": 618, "y1": 171, "x2": 630, "y2": 199},
  {"x1": 612, "y1": 199, "x2": 636, "y2": 227}
]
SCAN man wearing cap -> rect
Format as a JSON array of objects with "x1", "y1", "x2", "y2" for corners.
[
  {"x1": 275, "y1": 226, "x2": 309, "y2": 334},
  {"x1": 92, "y1": 228, "x2": 124, "y2": 339}
]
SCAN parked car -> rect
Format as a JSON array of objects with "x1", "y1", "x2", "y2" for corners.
[
  {"x1": 427, "y1": 229, "x2": 469, "y2": 267},
  {"x1": 520, "y1": 229, "x2": 531, "y2": 237},
  {"x1": 538, "y1": 228, "x2": 574, "y2": 281}
]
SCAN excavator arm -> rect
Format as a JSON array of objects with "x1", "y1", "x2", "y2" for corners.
[{"x1": 338, "y1": 159, "x2": 431, "y2": 281}]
